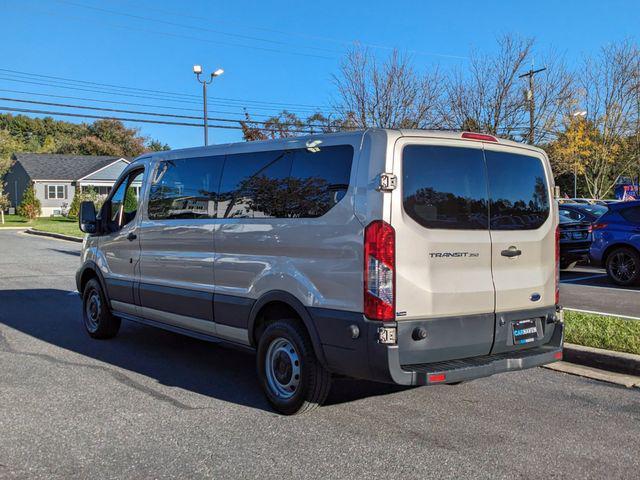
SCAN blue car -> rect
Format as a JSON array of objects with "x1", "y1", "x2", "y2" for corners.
[{"x1": 590, "y1": 200, "x2": 640, "y2": 286}]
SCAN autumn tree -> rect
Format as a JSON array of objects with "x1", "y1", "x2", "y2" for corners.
[{"x1": 549, "y1": 40, "x2": 640, "y2": 198}]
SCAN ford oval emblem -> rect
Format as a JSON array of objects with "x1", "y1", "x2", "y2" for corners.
[{"x1": 530, "y1": 293, "x2": 541, "y2": 302}]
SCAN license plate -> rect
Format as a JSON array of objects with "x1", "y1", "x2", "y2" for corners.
[
  {"x1": 512, "y1": 319, "x2": 538, "y2": 345},
  {"x1": 571, "y1": 232, "x2": 586, "y2": 239}
]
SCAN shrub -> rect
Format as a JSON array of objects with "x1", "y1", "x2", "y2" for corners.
[
  {"x1": 17, "y1": 184, "x2": 41, "y2": 220},
  {"x1": 68, "y1": 187, "x2": 100, "y2": 219}
]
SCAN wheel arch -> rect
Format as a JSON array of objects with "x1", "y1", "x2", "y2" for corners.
[
  {"x1": 248, "y1": 291, "x2": 327, "y2": 368},
  {"x1": 602, "y1": 242, "x2": 640, "y2": 266},
  {"x1": 77, "y1": 261, "x2": 110, "y2": 303}
]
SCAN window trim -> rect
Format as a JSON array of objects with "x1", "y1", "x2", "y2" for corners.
[
  {"x1": 47, "y1": 184, "x2": 66, "y2": 199},
  {"x1": 101, "y1": 166, "x2": 145, "y2": 231}
]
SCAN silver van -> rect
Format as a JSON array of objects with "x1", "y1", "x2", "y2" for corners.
[{"x1": 77, "y1": 129, "x2": 564, "y2": 415}]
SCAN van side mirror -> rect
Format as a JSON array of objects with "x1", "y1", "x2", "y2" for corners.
[{"x1": 79, "y1": 201, "x2": 97, "y2": 234}]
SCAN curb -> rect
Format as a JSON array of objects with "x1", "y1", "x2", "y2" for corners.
[
  {"x1": 544, "y1": 362, "x2": 640, "y2": 389},
  {"x1": 563, "y1": 342, "x2": 640, "y2": 376},
  {"x1": 25, "y1": 228, "x2": 83, "y2": 243}
]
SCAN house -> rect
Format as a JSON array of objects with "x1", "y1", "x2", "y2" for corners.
[{"x1": 4, "y1": 153, "x2": 130, "y2": 216}]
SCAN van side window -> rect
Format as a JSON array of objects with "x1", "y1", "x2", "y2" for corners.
[
  {"x1": 218, "y1": 150, "x2": 293, "y2": 218},
  {"x1": 485, "y1": 151, "x2": 549, "y2": 230},
  {"x1": 147, "y1": 156, "x2": 224, "y2": 220},
  {"x1": 287, "y1": 145, "x2": 353, "y2": 218},
  {"x1": 402, "y1": 145, "x2": 488, "y2": 229},
  {"x1": 108, "y1": 169, "x2": 144, "y2": 231}
]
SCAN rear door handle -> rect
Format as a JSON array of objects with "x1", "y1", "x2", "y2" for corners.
[
  {"x1": 127, "y1": 232, "x2": 137, "y2": 241},
  {"x1": 501, "y1": 248, "x2": 522, "y2": 258}
]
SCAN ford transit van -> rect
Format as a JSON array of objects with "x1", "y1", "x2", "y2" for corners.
[{"x1": 77, "y1": 129, "x2": 563, "y2": 415}]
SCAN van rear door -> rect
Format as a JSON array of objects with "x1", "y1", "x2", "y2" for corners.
[
  {"x1": 391, "y1": 138, "x2": 495, "y2": 364},
  {"x1": 483, "y1": 144, "x2": 556, "y2": 354}
]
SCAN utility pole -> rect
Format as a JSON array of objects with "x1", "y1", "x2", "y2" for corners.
[
  {"x1": 193, "y1": 65, "x2": 224, "y2": 146},
  {"x1": 519, "y1": 67, "x2": 546, "y2": 144}
]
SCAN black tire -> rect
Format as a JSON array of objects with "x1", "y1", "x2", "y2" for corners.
[
  {"x1": 82, "y1": 278, "x2": 121, "y2": 339},
  {"x1": 256, "y1": 319, "x2": 331, "y2": 415},
  {"x1": 605, "y1": 247, "x2": 640, "y2": 286}
]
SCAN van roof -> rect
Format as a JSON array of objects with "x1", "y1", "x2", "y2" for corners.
[{"x1": 134, "y1": 128, "x2": 545, "y2": 163}]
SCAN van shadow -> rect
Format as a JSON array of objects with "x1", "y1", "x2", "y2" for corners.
[{"x1": 0, "y1": 288, "x2": 409, "y2": 413}]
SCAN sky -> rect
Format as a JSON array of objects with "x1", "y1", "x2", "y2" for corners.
[{"x1": 0, "y1": 0, "x2": 639, "y2": 149}]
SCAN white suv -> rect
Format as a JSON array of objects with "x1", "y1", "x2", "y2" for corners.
[{"x1": 76, "y1": 129, "x2": 563, "y2": 415}]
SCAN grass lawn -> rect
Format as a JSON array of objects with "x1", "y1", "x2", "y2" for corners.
[
  {"x1": 0, "y1": 214, "x2": 83, "y2": 237},
  {"x1": 564, "y1": 310, "x2": 640, "y2": 356}
]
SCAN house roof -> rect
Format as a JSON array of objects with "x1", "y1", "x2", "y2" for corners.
[{"x1": 12, "y1": 153, "x2": 130, "y2": 181}]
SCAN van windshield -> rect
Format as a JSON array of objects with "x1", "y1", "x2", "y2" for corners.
[{"x1": 402, "y1": 145, "x2": 549, "y2": 230}]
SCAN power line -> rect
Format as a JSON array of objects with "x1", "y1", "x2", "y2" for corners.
[
  {"x1": 54, "y1": 0, "x2": 341, "y2": 56},
  {"x1": 0, "y1": 106, "x2": 321, "y2": 134},
  {"x1": 116, "y1": 0, "x2": 469, "y2": 60},
  {"x1": 0, "y1": 75, "x2": 333, "y2": 116},
  {"x1": 39, "y1": 1, "x2": 335, "y2": 61},
  {"x1": 0, "y1": 97, "x2": 333, "y2": 128},
  {"x1": 0, "y1": 67, "x2": 334, "y2": 110}
]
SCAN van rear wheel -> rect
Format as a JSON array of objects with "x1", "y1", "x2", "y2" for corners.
[
  {"x1": 82, "y1": 278, "x2": 121, "y2": 339},
  {"x1": 256, "y1": 319, "x2": 331, "y2": 415}
]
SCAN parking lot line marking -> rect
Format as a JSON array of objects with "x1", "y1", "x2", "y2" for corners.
[
  {"x1": 564, "y1": 307, "x2": 640, "y2": 321},
  {"x1": 560, "y1": 274, "x2": 608, "y2": 283},
  {"x1": 561, "y1": 282, "x2": 640, "y2": 293}
]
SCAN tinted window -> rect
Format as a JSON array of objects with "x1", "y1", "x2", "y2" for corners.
[
  {"x1": 286, "y1": 145, "x2": 353, "y2": 218},
  {"x1": 620, "y1": 206, "x2": 640, "y2": 224},
  {"x1": 559, "y1": 208, "x2": 585, "y2": 221},
  {"x1": 485, "y1": 150, "x2": 549, "y2": 230},
  {"x1": 217, "y1": 145, "x2": 353, "y2": 219},
  {"x1": 218, "y1": 150, "x2": 292, "y2": 218},
  {"x1": 402, "y1": 145, "x2": 488, "y2": 229},
  {"x1": 148, "y1": 157, "x2": 223, "y2": 220}
]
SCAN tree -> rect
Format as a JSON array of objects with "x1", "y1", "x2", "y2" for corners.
[
  {"x1": 0, "y1": 114, "x2": 169, "y2": 170},
  {"x1": 440, "y1": 34, "x2": 573, "y2": 142},
  {"x1": 0, "y1": 183, "x2": 10, "y2": 224},
  {"x1": 332, "y1": 46, "x2": 442, "y2": 129},
  {"x1": 549, "y1": 40, "x2": 640, "y2": 198},
  {"x1": 124, "y1": 186, "x2": 138, "y2": 213},
  {"x1": 17, "y1": 184, "x2": 41, "y2": 220},
  {"x1": 240, "y1": 111, "x2": 334, "y2": 141},
  {"x1": 68, "y1": 187, "x2": 102, "y2": 219}
]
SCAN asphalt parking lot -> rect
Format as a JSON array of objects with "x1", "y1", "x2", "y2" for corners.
[
  {"x1": 560, "y1": 266, "x2": 640, "y2": 318},
  {"x1": 1, "y1": 230, "x2": 639, "y2": 479}
]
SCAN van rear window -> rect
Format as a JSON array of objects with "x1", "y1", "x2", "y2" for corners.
[
  {"x1": 402, "y1": 145, "x2": 488, "y2": 229},
  {"x1": 402, "y1": 145, "x2": 549, "y2": 230}
]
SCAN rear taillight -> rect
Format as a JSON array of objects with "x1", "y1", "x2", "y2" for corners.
[
  {"x1": 364, "y1": 220, "x2": 395, "y2": 321},
  {"x1": 555, "y1": 225, "x2": 560, "y2": 305},
  {"x1": 591, "y1": 223, "x2": 608, "y2": 231}
]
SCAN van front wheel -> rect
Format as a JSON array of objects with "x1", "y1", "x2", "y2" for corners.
[
  {"x1": 82, "y1": 278, "x2": 121, "y2": 339},
  {"x1": 256, "y1": 319, "x2": 331, "y2": 415}
]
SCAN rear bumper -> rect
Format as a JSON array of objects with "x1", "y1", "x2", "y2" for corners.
[{"x1": 310, "y1": 307, "x2": 564, "y2": 386}]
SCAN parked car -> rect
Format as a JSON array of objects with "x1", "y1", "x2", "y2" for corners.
[
  {"x1": 559, "y1": 214, "x2": 592, "y2": 269},
  {"x1": 590, "y1": 200, "x2": 640, "y2": 286},
  {"x1": 76, "y1": 129, "x2": 563, "y2": 415},
  {"x1": 559, "y1": 203, "x2": 608, "y2": 223},
  {"x1": 568, "y1": 198, "x2": 610, "y2": 206}
]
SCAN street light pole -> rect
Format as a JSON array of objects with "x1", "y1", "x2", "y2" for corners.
[{"x1": 193, "y1": 65, "x2": 224, "y2": 146}]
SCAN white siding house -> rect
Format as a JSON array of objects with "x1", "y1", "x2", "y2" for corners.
[{"x1": 4, "y1": 154, "x2": 130, "y2": 216}]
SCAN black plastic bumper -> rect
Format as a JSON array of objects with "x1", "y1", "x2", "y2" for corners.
[{"x1": 311, "y1": 307, "x2": 564, "y2": 386}]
